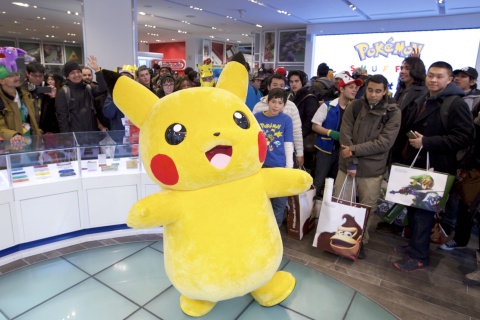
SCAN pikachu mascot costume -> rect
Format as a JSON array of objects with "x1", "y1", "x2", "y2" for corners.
[{"x1": 101, "y1": 53, "x2": 312, "y2": 317}]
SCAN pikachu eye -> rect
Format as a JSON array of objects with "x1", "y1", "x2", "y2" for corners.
[
  {"x1": 233, "y1": 111, "x2": 250, "y2": 129},
  {"x1": 165, "y1": 123, "x2": 187, "y2": 145}
]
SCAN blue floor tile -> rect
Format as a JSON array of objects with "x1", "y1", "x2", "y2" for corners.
[
  {"x1": 0, "y1": 258, "x2": 89, "y2": 318},
  {"x1": 64, "y1": 242, "x2": 151, "y2": 275},
  {"x1": 145, "y1": 286, "x2": 254, "y2": 320},
  {"x1": 126, "y1": 308, "x2": 161, "y2": 319},
  {"x1": 0, "y1": 241, "x2": 398, "y2": 320},
  {"x1": 345, "y1": 292, "x2": 398, "y2": 320},
  {"x1": 281, "y1": 261, "x2": 356, "y2": 320},
  {"x1": 239, "y1": 303, "x2": 312, "y2": 320},
  {"x1": 150, "y1": 239, "x2": 164, "y2": 252},
  {"x1": 15, "y1": 278, "x2": 138, "y2": 320},
  {"x1": 95, "y1": 247, "x2": 170, "y2": 305}
]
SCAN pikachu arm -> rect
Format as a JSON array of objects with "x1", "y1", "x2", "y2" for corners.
[
  {"x1": 260, "y1": 168, "x2": 312, "y2": 198},
  {"x1": 126, "y1": 190, "x2": 181, "y2": 229}
]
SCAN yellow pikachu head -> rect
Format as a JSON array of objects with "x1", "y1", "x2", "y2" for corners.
[
  {"x1": 102, "y1": 53, "x2": 267, "y2": 191},
  {"x1": 197, "y1": 60, "x2": 214, "y2": 87}
]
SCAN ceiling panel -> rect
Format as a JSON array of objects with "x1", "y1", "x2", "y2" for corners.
[{"x1": 0, "y1": 0, "x2": 479, "y2": 45}]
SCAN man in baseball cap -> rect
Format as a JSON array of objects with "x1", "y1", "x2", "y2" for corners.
[
  {"x1": 310, "y1": 71, "x2": 360, "y2": 199},
  {"x1": 453, "y1": 66, "x2": 480, "y2": 110}
]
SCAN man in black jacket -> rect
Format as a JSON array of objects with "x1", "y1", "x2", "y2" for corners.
[
  {"x1": 55, "y1": 56, "x2": 107, "y2": 133},
  {"x1": 393, "y1": 61, "x2": 475, "y2": 272}
]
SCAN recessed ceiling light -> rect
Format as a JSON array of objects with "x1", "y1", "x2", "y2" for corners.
[
  {"x1": 139, "y1": 12, "x2": 146, "y2": 15},
  {"x1": 256, "y1": 24, "x2": 262, "y2": 28},
  {"x1": 2, "y1": 11, "x2": 6, "y2": 14},
  {"x1": 12, "y1": 2, "x2": 29, "y2": 7}
]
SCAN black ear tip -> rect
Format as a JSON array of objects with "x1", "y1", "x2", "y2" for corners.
[
  {"x1": 230, "y1": 52, "x2": 246, "y2": 66},
  {"x1": 101, "y1": 69, "x2": 121, "y2": 95}
]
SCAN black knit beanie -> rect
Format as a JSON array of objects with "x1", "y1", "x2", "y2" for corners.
[{"x1": 63, "y1": 61, "x2": 82, "y2": 77}]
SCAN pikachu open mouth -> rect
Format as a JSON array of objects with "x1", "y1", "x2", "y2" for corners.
[{"x1": 205, "y1": 145, "x2": 232, "y2": 169}]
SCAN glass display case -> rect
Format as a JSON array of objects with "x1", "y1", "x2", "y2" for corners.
[{"x1": 0, "y1": 130, "x2": 141, "y2": 188}]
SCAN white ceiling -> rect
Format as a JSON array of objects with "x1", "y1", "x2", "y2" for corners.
[{"x1": 0, "y1": 0, "x2": 480, "y2": 45}]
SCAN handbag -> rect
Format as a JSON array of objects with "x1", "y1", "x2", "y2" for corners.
[
  {"x1": 303, "y1": 132, "x2": 317, "y2": 153},
  {"x1": 286, "y1": 168, "x2": 317, "y2": 240},
  {"x1": 386, "y1": 147, "x2": 455, "y2": 213},
  {"x1": 313, "y1": 176, "x2": 371, "y2": 261}
]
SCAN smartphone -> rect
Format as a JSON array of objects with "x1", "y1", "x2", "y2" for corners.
[
  {"x1": 406, "y1": 130, "x2": 418, "y2": 139},
  {"x1": 36, "y1": 86, "x2": 52, "y2": 94}
]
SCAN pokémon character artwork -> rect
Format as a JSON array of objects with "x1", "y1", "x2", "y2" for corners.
[{"x1": 101, "y1": 53, "x2": 312, "y2": 317}]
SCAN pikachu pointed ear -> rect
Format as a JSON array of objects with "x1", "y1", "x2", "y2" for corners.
[
  {"x1": 216, "y1": 52, "x2": 248, "y2": 101},
  {"x1": 102, "y1": 69, "x2": 158, "y2": 127}
]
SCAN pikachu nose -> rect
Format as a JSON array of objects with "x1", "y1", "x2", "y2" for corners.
[{"x1": 213, "y1": 132, "x2": 220, "y2": 137}]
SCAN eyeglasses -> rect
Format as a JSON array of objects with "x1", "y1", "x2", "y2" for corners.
[{"x1": 29, "y1": 73, "x2": 44, "y2": 79}]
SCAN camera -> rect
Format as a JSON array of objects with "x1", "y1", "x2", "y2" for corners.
[{"x1": 35, "y1": 86, "x2": 52, "y2": 94}]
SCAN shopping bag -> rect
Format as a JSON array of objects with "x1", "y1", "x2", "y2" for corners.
[
  {"x1": 99, "y1": 133, "x2": 116, "y2": 159},
  {"x1": 286, "y1": 185, "x2": 317, "y2": 240},
  {"x1": 386, "y1": 148, "x2": 455, "y2": 213},
  {"x1": 313, "y1": 176, "x2": 371, "y2": 261}
]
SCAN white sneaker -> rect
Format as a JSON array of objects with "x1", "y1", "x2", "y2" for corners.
[{"x1": 439, "y1": 240, "x2": 466, "y2": 251}]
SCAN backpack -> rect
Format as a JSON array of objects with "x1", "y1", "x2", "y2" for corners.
[
  {"x1": 438, "y1": 95, "x2": 475, "y2": 166},
  {"x1": 62, "y1": 84, "x2": 96, "y2": 130},
  {"x1": 314, "y1": 78, "x2": 337, "y2": 102}
]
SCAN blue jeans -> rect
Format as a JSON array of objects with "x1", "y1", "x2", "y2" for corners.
[
  {"x1": 271, "y1": 197, "x2": 288, "y2": 227},
  {"x1": 440, "y1": 192, "x2": 459, "y2": 235},
  {"x1": 407, "y1": 207, "x2": 436, "y2": 264}
]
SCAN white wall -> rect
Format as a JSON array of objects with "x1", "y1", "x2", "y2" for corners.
[
  {"x1": 82, "y1": 0, "x2": 137, "y2": 70},
  {"x1": 305, "y1": 13, "x2": 480, "y2": 78}
]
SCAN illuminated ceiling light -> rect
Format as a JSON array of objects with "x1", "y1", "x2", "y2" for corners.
[
  {"x1": 171, "y1": 38, "x2": 176, "y2": 41},
  {"x1": 67, "y1": 11, "x2": 71, "y2": 14},
  {"x1": 2, "y1": 11, "x2": 6, "y2": 14},
  {"x1": 211, "y1": 27, "x2": 216, "y2": 29},
  {"x1": 237, "y1": 40, "x2": 241, "y2": 43},
  {"x1": 138, "y1": 11, "x2": 146, "y2": 15},
  {"x1": 12, "y1": 2, "x2": 29, "y2": 7},
  {"x1": 256, "y1": 24, "x2": 262, "y2": 28},
  {"x1": 227, "y1": 38, "x2": 229, "y2": 41},
  {"x1": 75, "y1": 12, "x2": 78, "y2": 15},
  {"x1": 277, "y1": 10, "x2": 290, "y2": 15},
  {"x1": 14, "y1": 20, "x2": 18, "y2": 23},
  {"x1": 209, "y1": 36, "x2": 214, "y2": 38}
]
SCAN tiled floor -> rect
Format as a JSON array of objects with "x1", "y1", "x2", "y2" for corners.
[
  {"x1": 0, "y1": 226, "x2": 479, "y2": 320},
  {"x1": 0, "y1": 235, "x2": 396, "y2": 320}
]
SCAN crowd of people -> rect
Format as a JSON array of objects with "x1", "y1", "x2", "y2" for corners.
[
  {"x1": 250, "y1": 58, "x2": 479, "y2": 283},
  {"x1": 0, "y1": 53, "x2": 479, "y2": 283}
]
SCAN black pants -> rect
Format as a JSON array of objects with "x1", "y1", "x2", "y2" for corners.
[{"x1": 453, "y1": 201, "x2": 479, "y2": 248}]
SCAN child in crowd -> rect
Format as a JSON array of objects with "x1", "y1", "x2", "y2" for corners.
[{"x1": 254, "y1": 88, "x2": 294, "y2": 226}]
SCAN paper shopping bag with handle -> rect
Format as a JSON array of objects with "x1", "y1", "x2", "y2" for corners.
[
  {"x1": 313, "y1": 176, "x2": 371, "y2": 261},
  {"x1": 386, "y1": 147, "x2": 455, "y2": 213}
]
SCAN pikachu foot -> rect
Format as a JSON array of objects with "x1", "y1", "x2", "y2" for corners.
[
  {"x1": 251, "y1": 271, "x2": 296, "y2": 307},
  {"x1": 180, "y1": 295, "x2": 216, "y2": 317}
]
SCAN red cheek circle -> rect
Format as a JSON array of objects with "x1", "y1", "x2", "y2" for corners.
[
  {"x1": 258, "y1": 131, "x2": 267, "y2": 163},
  {"x1": 150, "y1": 154, "x2": 179, "y2": 185}
]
